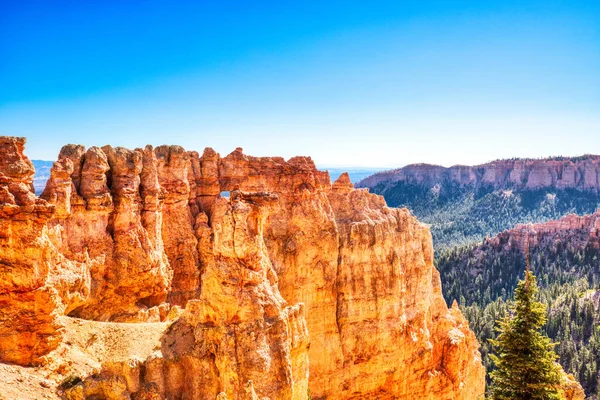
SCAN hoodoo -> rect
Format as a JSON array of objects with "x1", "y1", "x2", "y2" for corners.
[{"x1": 0, "y1": 136, "x2": 485, "y2": 399}]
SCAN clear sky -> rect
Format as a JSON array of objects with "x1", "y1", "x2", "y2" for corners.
[{"x1": 1, "y1": 1, "x2": 599, "y2": 167}]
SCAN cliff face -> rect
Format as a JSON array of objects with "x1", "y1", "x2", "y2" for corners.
[
  {"x1": 358, "y1": 156, "x2": 600, "y2": 191},
  {"x1": 0, "y1": 137, "x2": 61, "y2": 366},
  {"x1": 0, "y1": 137, "x2": 484, "y2": 399},
  {"x1": 486, "y1": 210, "x2": 600, "y2": 254}
]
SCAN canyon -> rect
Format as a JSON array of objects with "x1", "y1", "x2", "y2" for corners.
[{"x1": 0, "y1": 136, "x2": 485, "y2": 399}]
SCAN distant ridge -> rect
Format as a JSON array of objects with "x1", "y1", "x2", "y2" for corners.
[
  {"x1": 358, "y1": 155, "x2": 600, "y2": 192},
  {"x1": 358, "y1": 155, "x2": 600, "y2": 250}
]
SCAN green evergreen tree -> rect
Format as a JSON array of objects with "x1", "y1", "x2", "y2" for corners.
[{"x1": 488, "y1": 270, "x2": 565, "y2": 400}]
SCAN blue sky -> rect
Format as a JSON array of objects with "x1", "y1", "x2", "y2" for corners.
[{"x1": 1, "y1": 1, "x2": 599, "y2": 167}]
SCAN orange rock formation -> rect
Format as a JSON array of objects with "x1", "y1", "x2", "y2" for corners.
[{"x1": 0, "y1": 137, "x2": 485, "y2": 399}]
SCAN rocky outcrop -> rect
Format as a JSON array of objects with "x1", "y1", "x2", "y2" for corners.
[
  {"x1": 486, "y1": 210, "x2": 600, "y2": 253},
  {"x1": 561, "y1": 374, "x2": 586, "y2": 400},
  {"x1": 0, "y1": 136, "x2": 485, "y2": 399},
  {"x1": 358, "y1": 156, "x2": 600, "y2": 192},
  {"x1": 63, "y1": 190, "x2": 310, "y2": 400},
  {"x1": 39, "y1": 144, "x2": 172, "y2": 321},
  {"x1": 0, "y1": 137, "x2": 61, "y2": 365},
  {"x1": 202, "y1": 153, "x2": 485, "y2": 399}
]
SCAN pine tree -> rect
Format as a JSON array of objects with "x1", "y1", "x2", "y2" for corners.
[{"x1": 488, "y1": 270, "x2": 565, "y2": 400}]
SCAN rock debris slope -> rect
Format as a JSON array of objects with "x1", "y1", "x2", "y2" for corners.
[{"x1": 0, "y1": 136, "x2": 484, "y2": 399}]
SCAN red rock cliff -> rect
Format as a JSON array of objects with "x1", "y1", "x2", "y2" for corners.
[
  {"x1": 0, "y1": 137, "x2": 60, "y2": 365},
  {"x1": 0, "y1": 137, "x2": 484, "y2": 399}
]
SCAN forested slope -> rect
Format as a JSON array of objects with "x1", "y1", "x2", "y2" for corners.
[{"x1": 436, "y1": 216, "x2": 600, "y2": 397}]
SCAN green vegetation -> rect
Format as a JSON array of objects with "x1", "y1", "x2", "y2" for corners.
[
  {"x1": 437, "y1": 244, "x2": 600, "y2": 397},
  {"x1": 372, "y1": 181, "x2": 600, "y2": 250},
  {"x1": 58, "y1": 374, "x2": 82, "y2": 390},
  {"x1": 489, "y1": 271, "x2": 564, "y2": 400}
]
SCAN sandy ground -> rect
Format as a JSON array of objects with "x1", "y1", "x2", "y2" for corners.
[{"x1": 0, "y1": 316, "x2": 171, "y2": 400}]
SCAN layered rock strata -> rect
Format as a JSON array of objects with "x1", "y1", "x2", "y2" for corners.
[
  {"x1": 0, "y1": 137, "x2": 61, "y2": 366},
  {"x1": 487, "y1": 210, "x2": 600, "y2": 253},
  {"x1": 358, "y1": 156, "x2": 600, "y2": 192},
  {"x1": 0, "y1": 137, "x2": 485, "y2": 399}
]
